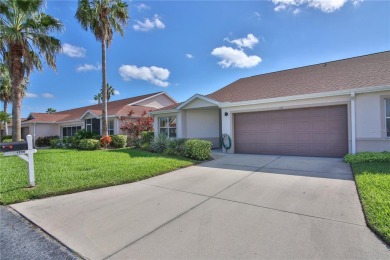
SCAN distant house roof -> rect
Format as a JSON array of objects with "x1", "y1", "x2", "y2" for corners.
[
  {"x1": 207, "y1": 51, "x2": 390, "y2": 103},
  {"x1": 25, "y1": 92, "x2": 163, "y2": 123}
]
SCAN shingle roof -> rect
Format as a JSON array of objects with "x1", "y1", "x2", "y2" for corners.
[
  {"x1": 207, "y1": 51, "x2": 390, "y2": 103},
  {"x1": 25, "y1": 92, "x2": 162, "y2": 123}
]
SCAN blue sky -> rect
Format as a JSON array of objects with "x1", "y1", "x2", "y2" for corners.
[{"x1": 19, "y1": 0, "x2": 390, "y2": 117}]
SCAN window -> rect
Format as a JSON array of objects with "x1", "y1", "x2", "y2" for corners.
[
  {"x1": 62, "y1": 126, "x2": 81, "y2": 137},
  {"x1": 85, "y1": 118, "x2": 100, "y2": 134},
  {"x1": 159, "y1": 116, "x2": 176, "y2": 138},
  {"x1": 108, "y1": 120, "x2": 114, "y2": 135},
  {"x1": 386, "y1": 99, "x2": 390, "y2": 137}
]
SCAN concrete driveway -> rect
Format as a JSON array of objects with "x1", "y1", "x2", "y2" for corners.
[{"x1": 12, "y1": 154, "x2": 389, "y2": 259}]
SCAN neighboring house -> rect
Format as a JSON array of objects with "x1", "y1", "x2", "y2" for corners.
[
  {"x1": 3, "y1": 92, "x2": 176, "y2": 144},
  {"x1": 151, "y1": 51, "x2": 390, "y2": 157}
]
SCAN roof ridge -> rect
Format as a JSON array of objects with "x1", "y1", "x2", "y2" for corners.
[
  {"x1": 240, "y1": 50, "x2": 390, "y2": 81},
  {"x1": 30, "y1": 92, "x2": 164, "y2": 114}
]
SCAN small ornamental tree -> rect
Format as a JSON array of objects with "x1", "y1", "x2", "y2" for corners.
[{"x1": 120, "y1": 110, "x2": 154, "y2": 138}]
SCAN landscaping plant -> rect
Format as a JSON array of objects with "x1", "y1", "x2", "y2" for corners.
[
  {"x1": 100, "y1": 135, "x2": 112, "y2": 149},
  {"x1": 111, "y1": 135, "x2": 127, "y2": 148},
  {"x1": 78, "y1": 139, "x2": 100, "y2": 150},
  {"x1": 184, "y1": 139, "x2": 212, "y2": 160}
]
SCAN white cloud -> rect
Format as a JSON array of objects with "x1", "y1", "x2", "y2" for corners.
[
  {"x1": 274, "y1": 4, "x2": 287, "y2": 12},
  {"x1": 119, "y1": 65, "x2": 170, "y2": 87},
  {"x1": 42, "y1": 93, "x2": 55, "y2": 98},
  {"x1": 185, "y1": 53, "x2": 194, "y2": 59},
  {"x1": 225, "y1": 34, "x2": 259, "y2": 49},
  {"x1": 254, "y1": 11, "x2": 261, "y2": 18},
  {"x1": 136, "y1": 3, "x2": 150, "y2": 11},
  {"x1": 211, "y1": 46, "x2": 261, "y2": 69},
  {"x1": 25, "y1": 92, "x2": 38, "y2": 98},
  {"x1": 61, "y1": 43, "x2": 86, "y2": 58},
  {"x1": 272, "y1": 0, "x2": 352, "y2": 13},
  {"x1": 76, "y1": 63, "x2": 101, "y2": 72},
  {"x1": 113, "y1": 90, "x2": 120, "y2": 95},
  {"x1": 133, "y1": 15, "x2": 165, "y2": 32},
  {"x1": 352, "y1": 0, "x2": 363, "y2": 7},
  {"x1": 293, "y1": 8, "x2": 301, "y2": 15}
]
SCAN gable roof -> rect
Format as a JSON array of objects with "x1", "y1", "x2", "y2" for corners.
[
  {"x1": 25, "y1": 92, "x2": 164, "y2": 123},
  {"x1": 207, "y1": 51, "x2": 390, "y2": 103}
]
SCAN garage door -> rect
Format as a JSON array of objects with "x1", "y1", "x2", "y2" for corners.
[{"x1": 234, "y1": 105, "x2": 348, "y2": 157}]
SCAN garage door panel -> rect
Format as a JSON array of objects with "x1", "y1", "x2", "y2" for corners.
[{"x1": 234, "y1": 105, "x2": 348, "y2": 157}]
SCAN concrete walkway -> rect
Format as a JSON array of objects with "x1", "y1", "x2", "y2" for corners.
[{"x1": 11, "y1": 154, "x2": 390, "y2": 259}]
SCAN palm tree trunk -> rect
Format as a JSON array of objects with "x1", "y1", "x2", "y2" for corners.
[
  {"x1": 4, "y1": 101, "x2": 8, "y2": 136},
  {"x1": 101, "y1": 39, "x2": 108, "y2": 136},
  {"x1": 10, "y1": 44, "x2": 24, "y2": 141}
]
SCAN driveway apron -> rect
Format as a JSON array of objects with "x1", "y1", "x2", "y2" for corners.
[{"x1": 11, "y1": 154, "x2": 390, "y2": 259}]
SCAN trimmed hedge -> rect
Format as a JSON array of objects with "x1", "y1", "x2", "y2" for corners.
[
  {"x1": 344, "y1": 152, "x2": 390, "y2": 163},
  {"x1": 184, "y1": 139, "x2": 212, "y2": 160},
  {"x1": 111, "y1": 135, "x2": 127, "y2": 148},
  {"x1": 36, "y1": 136, "x2": 59, "y2": 147},
  {"x1": 2, "y1": 138, "x2": 25, "y2": 143},
  {"x1": 1, "y1": 135, "x2": 12, "y2": 142},
  {"x1": 78, "y1": 139, "x2": 100, "y2": 150}
]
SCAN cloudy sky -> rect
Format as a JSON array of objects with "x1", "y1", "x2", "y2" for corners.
[{"x1": 19, "y1": 0, "x2": 389, "y2": 117}]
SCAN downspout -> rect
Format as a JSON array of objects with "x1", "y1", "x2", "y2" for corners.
[
  {"x1": 351, "y1": 92, "x2": 356, "y2": 154},
  {"x1": 33, "y1": 123, "x2": 37, "y2": 148}
]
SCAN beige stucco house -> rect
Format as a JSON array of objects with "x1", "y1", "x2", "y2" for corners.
[
  {"x1": 3, "y1": 92, "x2": 176, "y2": 144},
  {"x1": 151, "y1": 51, "x2": 390, "y2": 157}
]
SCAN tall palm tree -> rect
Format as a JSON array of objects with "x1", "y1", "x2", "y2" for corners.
[
  {"x1": 76, "y1": 0, "x2": 129, "y2": 137},
  {"x1": 0, "y1": 111, "x2": 11, "y2": 134},
  {"x1": 46, "y1": 108, "x2": 56, "y2": 113},
  {"x1": 94, "y1": 92, "x2": 102, "y2": 104},
  {"x1": 0, "y1": 0, "x2": 63, "y2": 141},
  {"x1": 0, "y1": 63, "x2": 11, "y2": 135},
  {"x1": 104, "y1": 83, "x2": 116, "y2": 101}
]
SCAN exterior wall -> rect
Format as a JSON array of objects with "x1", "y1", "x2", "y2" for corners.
[
  {"x1": 221, "y1": 95, "x2": 352, "y2": 153},
  {"x1": 136, "y1": 94, "x2": 175, "y2": 109},
  {"x1": 355, "y1": 90, "x2": 390, "y2": 152},
  {"x1": 184, "y1": 109, "x2": 220, "y2": 148}
]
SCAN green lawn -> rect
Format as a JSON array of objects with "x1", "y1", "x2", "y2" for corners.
[
  {"x1": 0, "y1": 148, "x2": 194, "y2": 205},
  {"x1": 350, "y1": 162, "x2": 390, "y2": 245}
]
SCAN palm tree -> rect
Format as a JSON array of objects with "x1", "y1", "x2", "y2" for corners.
[
  {"x1": 94, "y1": 93, "x2": 102, "y2": 104},
  {"x1": 0, "y1": 0, "x2": 63, "y2": 141},
  {"x1": 104, "y1": 83, "x2": 116, "y2": 101},
  {"x1": 0, "y1": 64, "x2": 11, "y2": 135},
  {"x1": 76, "y1": 0, "x2": 129, "y2": 137},
  {"x1": 0, "y1": 111, "x2": 11, "y2": 134},
  {"x1": 46, "y1": 108, "x2": 56, "y2": 113}
]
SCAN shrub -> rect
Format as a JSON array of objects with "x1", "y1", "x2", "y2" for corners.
[
  {"x1": 2, "y1": 138, "x2": 13, "y2": 143},
  {"x1": 150, "y1": 134, "x2": 169, "y2": 153},
  {"x1": 344, "y1": 152, "x2": 390, "y2": 163},
  {"x1": 36, "y1": 136, "x2": 59, "y2": 147},
  {"x1": 1, "y1": 135, "x2": 12, "y2": 142},
  {"x1": 111, "y1": 135, "x2": 127, "y2": 148},
  {"x1": 164, "y1": 138, "x2": 187, "y2": 156},
  {"x1": 140, "y1": 131, "x2": 154, "y2": 145},
  {"x1": 184, "y1": 139, "x2": 212, "y2": 160},
  {"x1": 50, "y1": 138, "x2": 63, "y2": 149},
  {"x1": 74, "y1": 129, "x2": 99, "y2": 140},
  {"x1": 100, "y1": 135, "x2": 112, "y2": 149},
  {"x1": 78, "y1": 139, "x2": 100, "y2": 150},
  {"x1": 129, "y1": 137, "x2": 141, "y2": 148}
]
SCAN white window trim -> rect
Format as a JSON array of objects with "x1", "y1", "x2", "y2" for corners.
[
  {"x1": 85, "y1": 119, "x2": 92, "y2": 132},
  {"x1": 62, "y1": 125, "x2": 82, "y2": 138},
  {"x1": 108, "y1": 119, "x2": 114, "y2": 135},
  {"x1": 159, "y1": 116, "x2": 177, "y2": 138}
]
